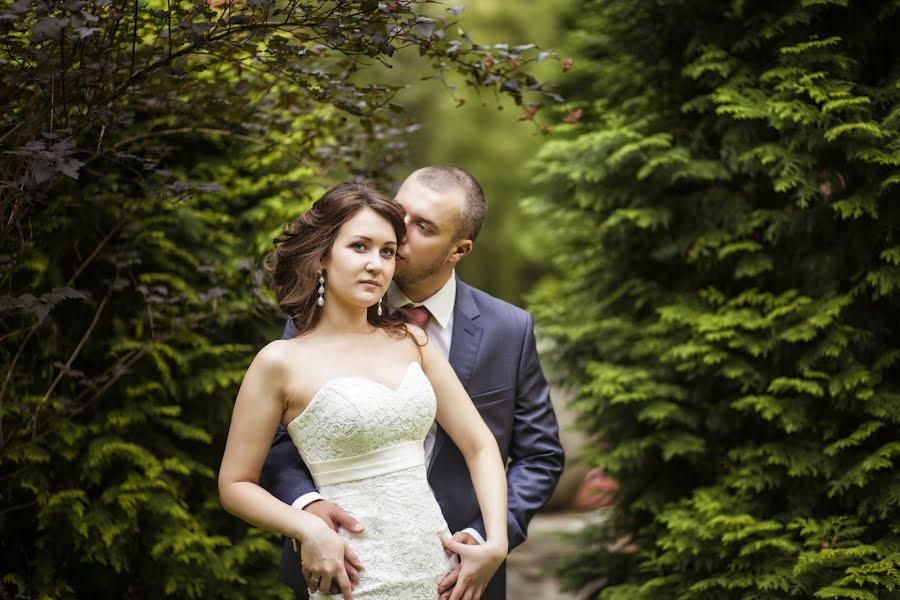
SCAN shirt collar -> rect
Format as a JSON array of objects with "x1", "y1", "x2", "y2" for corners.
[{"x1": 386, "y1": 271, "x2": 456, "y2": 330}]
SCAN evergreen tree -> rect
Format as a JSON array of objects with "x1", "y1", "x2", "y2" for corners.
[
  {"x1": 0, "y1": 1, "x2": 550, "y2": 597},
  {"x1": 528, "y1": 1, "x2": 900, "y2": 598}
]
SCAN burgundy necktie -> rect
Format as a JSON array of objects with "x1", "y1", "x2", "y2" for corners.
[{"x1": 402, "y1": 304, "x2": 431, "y2": 328}]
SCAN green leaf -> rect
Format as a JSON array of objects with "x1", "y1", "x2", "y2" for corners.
[{"x1": 824, "y1": 122, "x2": 890, "y2": 142}]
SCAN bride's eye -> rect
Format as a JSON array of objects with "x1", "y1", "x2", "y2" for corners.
[
  {"x1": 351, "y1": 242, "x2": 366, "y2": 251},
  {"x1": 381, "y1": 247, "x2": 396, "y2": 257}
]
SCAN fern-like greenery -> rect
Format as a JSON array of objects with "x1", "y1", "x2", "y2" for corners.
[{"x1": 528, "y1": 1, "x2": 900, "y2": 598}]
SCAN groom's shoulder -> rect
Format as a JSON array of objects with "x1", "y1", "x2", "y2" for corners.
[{"x1": 459, "y1": 280, "x2": 532, "y2": 327}]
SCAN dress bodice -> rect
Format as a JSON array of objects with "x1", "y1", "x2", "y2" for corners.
[{"x1": 286, "y1": 361, "x2": 436, "y2": 478}]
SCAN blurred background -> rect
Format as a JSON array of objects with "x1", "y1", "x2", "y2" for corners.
[{"x1": 373, "y1": 0, "x2": 572, "y2": 306}]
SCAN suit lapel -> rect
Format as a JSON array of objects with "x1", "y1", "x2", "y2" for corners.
[
  {"x1": 428, "y1": 280, "x2": 482, "y2": 476},
  {"x1": 448, "y1": 281, "x2": 481, "y2": 388}
]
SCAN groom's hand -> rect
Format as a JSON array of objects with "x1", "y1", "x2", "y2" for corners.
[
  {"x1": 303, "y1": 500, "x2": 365, "y2": 595},
  {"x1": 437, "y1": 531, "x2": 478, "y2": 600},
  {"x1": 304, "y1": 499, "x2": 364, "y2": 534}
]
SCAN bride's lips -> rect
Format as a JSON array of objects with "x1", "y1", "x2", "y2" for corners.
[{"x1": 360, "y1": 279, "x2": 380, "y2": 288}]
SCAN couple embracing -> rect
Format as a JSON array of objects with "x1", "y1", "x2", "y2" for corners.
[{"x1": 219, "y1": 166, "x2": 564, "y2": 600}]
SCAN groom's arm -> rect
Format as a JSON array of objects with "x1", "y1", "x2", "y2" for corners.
[
  {"x1": 466, "y1": 314, "x2": 565, "y2": 551},
  {"x1": 262, "y1": 424, "x2": 365, "y2": 595},
  {"x1": 260, "y1": 425, "x2": 320, "y2": 506}
]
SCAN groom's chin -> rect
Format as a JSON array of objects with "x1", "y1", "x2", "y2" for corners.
[{"x1": 392, "y1": 271, "x2": 412, "y2": 287}]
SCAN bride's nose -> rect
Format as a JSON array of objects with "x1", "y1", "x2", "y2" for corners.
[{"x1": 366, "y1": 260, "x2": 381, "y2": 273}]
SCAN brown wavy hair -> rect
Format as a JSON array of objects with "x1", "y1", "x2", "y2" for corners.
[{"x1": 266, "y1": 182, "x2": 409, "y2": 338}]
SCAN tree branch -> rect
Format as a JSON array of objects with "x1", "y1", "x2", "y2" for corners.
[
  {"x1": 29, "y1": 286, "x2": 112, "y2": 437},
  {"x1": 111, "y1": 127, "x2": 311, "y2": 165},
  {"x1": 0, "y1": 225, "x2": 120, "y2": 447}
]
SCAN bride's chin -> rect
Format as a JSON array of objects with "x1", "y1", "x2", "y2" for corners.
[
  {"x1": 351, "y1": 299, "x2": 380, "y2": 311},
  {"x1": 327, "y1": 291, "x2": 379, "y2": 308}
]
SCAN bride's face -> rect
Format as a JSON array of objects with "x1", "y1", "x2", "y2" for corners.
[{"x1": 322, "y1": 207, "x2": 398, "y2": 309}]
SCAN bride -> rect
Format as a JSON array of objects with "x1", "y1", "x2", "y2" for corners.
[{"x1": 218, "y1": 182, "x2": 508, "y2": 600}]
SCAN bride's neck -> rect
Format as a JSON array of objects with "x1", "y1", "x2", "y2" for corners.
[{"x1": 316, "y1": 302, "x2": 372, "y2": 335}]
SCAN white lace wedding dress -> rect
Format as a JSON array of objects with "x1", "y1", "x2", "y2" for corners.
[{"x1": 287, "y1": 361, "x2": 456, "y2": 599}]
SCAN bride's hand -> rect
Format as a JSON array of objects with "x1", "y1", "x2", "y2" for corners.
[
  {"x1": 439, "y1": 535, "x2": 506, "y2": 600},
  {"x1": 300, "y1": 520, "x2": 363, "y2": 600}
]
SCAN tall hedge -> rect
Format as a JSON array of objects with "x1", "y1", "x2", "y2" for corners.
[
  {"x1": 0, "y1": 1, "x2": 552, "y2": 597},
  {"x1": 528, "y1": 1, "x2": 900, "y2": 598}
]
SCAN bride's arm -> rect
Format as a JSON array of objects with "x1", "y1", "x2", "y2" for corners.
[
  {"x1": 418, "y1": 333, "x2": 508, "y2": 598},
  {"x1": 218, "y1": 342, "x2": 361, "y2": 599}
]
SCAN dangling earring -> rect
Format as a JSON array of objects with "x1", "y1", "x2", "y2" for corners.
[
  {"x1": 316, "y1": 272, "x2": 325, "y2": 307},
  {"x1": 377, "y1": 297, "x2": 383, "y2": 317}
]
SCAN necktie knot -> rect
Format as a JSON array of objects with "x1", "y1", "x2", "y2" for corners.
[{"x1": 402, "y1": 304, "x2": 431, "y2": 328}]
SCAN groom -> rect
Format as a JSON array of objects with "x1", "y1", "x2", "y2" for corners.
[{"x1": 262, "y1": 166, "x2": 564, "y2": 599}]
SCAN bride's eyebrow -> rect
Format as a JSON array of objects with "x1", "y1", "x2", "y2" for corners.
[{"x1": 349, "y1": 235, "x2": 397, "y2": 246}]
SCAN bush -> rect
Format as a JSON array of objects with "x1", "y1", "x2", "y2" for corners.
[{"x1": 528, "y1": 1, "x2": 900, "y2": 598}]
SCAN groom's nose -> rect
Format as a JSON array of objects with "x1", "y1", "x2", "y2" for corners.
[{"x1": 400, "y1": 218, "x2": 411, "y2": 244}]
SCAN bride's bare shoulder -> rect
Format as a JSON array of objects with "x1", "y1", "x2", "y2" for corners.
[
  {"x1": 251, "y1": 339, "x2": 309, "y2": 373},
  {"x1": 400, "y1": 323, "x2": 428, "y2": 347},
  {"x1": 387, "y1": 324, "x2": 430, "y2": 364}
]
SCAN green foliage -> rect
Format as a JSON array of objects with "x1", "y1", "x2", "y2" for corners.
[
  {"x1": 373, "y1": 0, "x2": 573, "y2": 304},
  {"x1": 529, "y1": 0, "x2": 900, "y2": 598},
  {"x1": 0, "y1": 0, "x2": 553, "y2": 597}
]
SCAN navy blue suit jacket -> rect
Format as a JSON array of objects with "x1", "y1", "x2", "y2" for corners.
[{"x1": 261, "y1": 279, "x2": 564, "y2": 599}]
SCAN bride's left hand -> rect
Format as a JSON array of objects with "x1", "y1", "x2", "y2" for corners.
[{"x1": 439, "y1": 535, "x2": 506, "y2": 600}]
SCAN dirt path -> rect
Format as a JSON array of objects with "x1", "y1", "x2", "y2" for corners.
[{"x1": 505, "y1": 511, "x2": 601, "y2": 599}]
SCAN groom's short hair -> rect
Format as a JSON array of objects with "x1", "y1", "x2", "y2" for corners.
[{"x1": 409, "y1": 165, "x2": 486, "y2": 241}]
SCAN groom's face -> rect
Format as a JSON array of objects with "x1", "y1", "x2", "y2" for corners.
[{"x1": 393, "y1": 178, "x2": 466, "y2": 288}]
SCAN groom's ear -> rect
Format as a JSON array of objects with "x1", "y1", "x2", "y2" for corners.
[{"x1": 447, "y1": 239, "x2": 473, "y2": 266}]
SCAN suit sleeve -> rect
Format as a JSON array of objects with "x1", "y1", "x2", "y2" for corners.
[
  {"x1": 259, "y1": 318, "x2": 318, "y2": 504},
  {"x1": 261, "y1": 426, "x2": 318, "y2": 504},
  {"x1": 466, "y1": 313, "x2": 565, "y2": 550}
]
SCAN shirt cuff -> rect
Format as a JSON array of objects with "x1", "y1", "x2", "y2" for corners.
[
  {"x1": 460, "y1": 527, "x2": 486, "y2": 545},
  {"x1": 292, "y1": 492, "x2": 324, "y2": 510}
]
